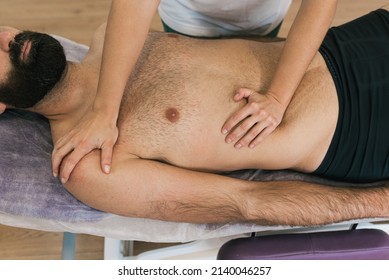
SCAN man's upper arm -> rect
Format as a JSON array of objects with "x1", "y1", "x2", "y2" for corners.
[{"x1": 63, "y1": 151, "x2": 250, "y2": 223}]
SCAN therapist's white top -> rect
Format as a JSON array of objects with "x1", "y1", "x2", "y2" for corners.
[{"x1": 158, "y1": 0, "x2": 292, "y2": 37}]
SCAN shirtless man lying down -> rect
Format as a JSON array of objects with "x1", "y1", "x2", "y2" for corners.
[{"x1": 0, "y1": 6, "x2": 388, "y2": 225}]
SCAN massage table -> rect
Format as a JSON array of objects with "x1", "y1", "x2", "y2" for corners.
[{"x1": 0, "y1": 35, "x2": 388, "y2": 260}]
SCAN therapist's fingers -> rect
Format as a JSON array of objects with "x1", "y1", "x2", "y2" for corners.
[
  {"x1": 100, "y1": 141, "x2": 114, "y2": 174},
  {"x1": 225, "y1": 113, "x2": 260, "y2": 145},
  {"x1": 233, "y1": 88, "x2": 255, "y2": 101},
  {"x1": 222, "y1": 88, "x2": 255, "y2": 135},
  {"x1": 222, "y1": 103, "x2": 254, "y2": 136},
  {"x1": 235, "y1": 118, "x2": 276, "y2": 149},
  {"x1": 248, "y1": 125, "x2": 276, "y2": 148},
  {"x1": 226, "y1": 105, "x2": 278, "y2": 148},
  {"x1": 57, "y1": 144, "x2": 93, "y2": 184},
  {"x1": 52, "y1": 137, "x2": 74, "y2": 178},
  {"x1": 52, "y1": 133, "x2": 90, "y2": 179}
]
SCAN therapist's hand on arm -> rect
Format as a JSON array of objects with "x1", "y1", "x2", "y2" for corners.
[
  {"x1": 222, "y1": 0, "x2": 337, "y2": 148},
  {"x1": 52, "y1": 0, "x2": 160, "y2": 183}
]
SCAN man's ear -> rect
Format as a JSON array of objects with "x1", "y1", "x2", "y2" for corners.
[{"x1": 0, "y1": 103, "x2": 7, "y2": 114}]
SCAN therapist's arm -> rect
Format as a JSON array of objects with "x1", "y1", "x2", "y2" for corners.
[
  {"x1": 52, "y1": 0, "x2": 160, "y2": 182},
  {"x1": 266, "y1": 0, "x2": 338, "y2": 109},
  {"x1": 222, "y1": 0, "x2": 338, "y2": 149}
]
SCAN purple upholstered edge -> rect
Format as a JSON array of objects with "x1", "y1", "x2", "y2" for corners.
[{"x1": 217, "y1": 228, "x2": 389, "y2": 260}]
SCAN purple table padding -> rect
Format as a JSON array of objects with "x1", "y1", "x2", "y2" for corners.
[
  {"x1": 0, "y1": 109, "x2": 105, "y2": 222},
  {"x1": 217, "y1": 229, "x2": 389, "y2": 260}
]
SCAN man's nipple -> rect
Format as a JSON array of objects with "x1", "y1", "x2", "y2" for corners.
[{"x1": 165, "y1": 107, "x2": 180, "y2": 123}]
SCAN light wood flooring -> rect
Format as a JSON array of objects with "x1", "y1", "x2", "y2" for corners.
[{"x1": 0, "y1": 0, "x2": 388, "y2": 259}]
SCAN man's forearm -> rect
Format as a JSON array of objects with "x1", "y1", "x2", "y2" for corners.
[
  {"x1": 244, "y1": 180, "x2": 389, "y2": 226},
  {"x1": 160, "y1": 180, "x2": 389, "y2": 226}
]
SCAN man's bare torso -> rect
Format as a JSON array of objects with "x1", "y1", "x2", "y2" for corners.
[{"x1": 52, "y1": 29, "x2": 339, "y2": 174}]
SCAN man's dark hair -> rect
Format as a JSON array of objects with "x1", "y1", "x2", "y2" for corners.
[{"x1": 0, "y1": 31, "x2": 67, "y2": 108}]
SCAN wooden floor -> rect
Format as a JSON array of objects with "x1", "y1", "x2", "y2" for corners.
[{"x1": 0, "y1": 0, "x2": 388, "y2": 259}]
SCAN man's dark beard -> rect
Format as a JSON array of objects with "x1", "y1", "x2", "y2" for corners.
[{"x1": 0, "y1": 31, "x2": 67, "y2": 108}]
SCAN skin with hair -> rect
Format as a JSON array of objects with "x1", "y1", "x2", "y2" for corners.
[
  {"x1": 52, "y1": 0, "x2": 338, "y2": 183},
  {"x1": 0, "y1": 6, "x2": 389, "y2": 225}
]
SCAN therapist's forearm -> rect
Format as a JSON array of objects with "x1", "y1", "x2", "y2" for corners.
[
  {"x1": 267, "y1": 0, "x2": 337, "y2": 106},
  {"x1": 93, "y1": 0, "x2": 160, "y2": 119}
]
